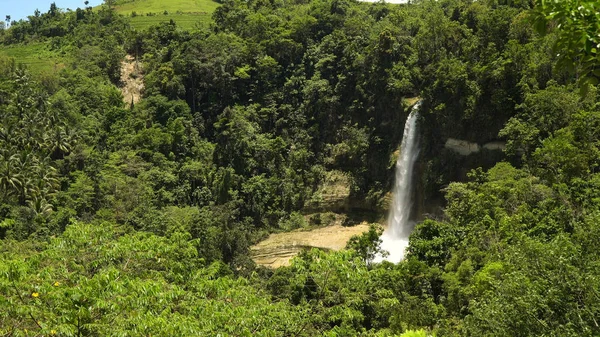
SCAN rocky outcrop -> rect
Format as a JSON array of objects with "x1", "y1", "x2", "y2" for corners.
[
  {"x1": 445, "y1": 138, "x2": 480, "y2": 156},
  {"x1": 120, "y1": 55, "x2": 143, "y2": 106},
  {"x1": 251, "y1": 223, "x2": 371, "y2": 268},
  {"x1": 445, "y1": 138, "x2": 505, "y2": 156},
  {"x1": 483, "y1": 141, "x2": 506, "y2": 151}
]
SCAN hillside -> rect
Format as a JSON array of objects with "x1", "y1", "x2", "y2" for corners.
[
  {"x1": 110, "y1": 0, "x2": 220, "y2": 29},
  {"x1": 0, "y1": 0, "x2": 220, "y2": 71},
  {"x1": 0, "y1": 42, "x2": 67, "y2": 73},
  {"x1": 1, "y1": 0, "x2": 600, "y2": 336}
]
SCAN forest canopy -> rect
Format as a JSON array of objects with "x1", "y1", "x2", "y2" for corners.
[{"x1": 1, "y1": 0, "x2": 600, "y2": 335}]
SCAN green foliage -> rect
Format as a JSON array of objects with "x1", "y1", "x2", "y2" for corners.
[
  {"x1": 0, "y1": 222, "x2": 309, "y2": 336},
  {"x1": 408, "y1": 219, "x2": 460, "y2": 267},
  {"x1": 111, "y1": 0, "x2": 220, "y2": 16},
  {"x1": 129, "y1": 13, "x2": 213, "y2": 31},
  {"x1": 346, "y1": 223, "x2": 385, "y2": 263},
  {"x1": 400, "y1": 330, "x2": 428, "y2": 337},
  {"x1": 0, "y1": 43, "x2": 67, "y2": 73},
  {"x1": 1, "y1": 0, "x2": 600, "y2": 336},
  {"x1": 530, "y1": 0, "x2": 600, "y2": 93}
]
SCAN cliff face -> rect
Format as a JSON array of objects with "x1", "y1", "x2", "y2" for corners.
[
  {"x1": 413, "y1": 135, "x2": 508, "y2": 221},
  {"x1": 444, "y1": 138, "x2": 506, "y2": 156},
  {"x1": 444, "y1": 138, "x2": 481, "y2": 156}
]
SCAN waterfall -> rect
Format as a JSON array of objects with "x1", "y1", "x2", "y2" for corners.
[{"x1": 374, "y1": 102, "x2": 420, "y2": 263}]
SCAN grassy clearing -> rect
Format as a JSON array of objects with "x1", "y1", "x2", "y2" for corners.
[
  {"x1": 129, "y1": 13, "x2": 213, "y2": 30},
  {"x1": 0, "y1": 43, "x2": 67, "y2": 73},
  {"x1": 114, "y1": 0, "x2": 220, "y2": 14},
  {"x1": 110, "y1": 0, "x2": 220, "y2": 30}
]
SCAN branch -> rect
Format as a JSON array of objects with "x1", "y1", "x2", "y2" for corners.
[{"x1": 11, "y1": 281, "x2": 43, "y2": 330}]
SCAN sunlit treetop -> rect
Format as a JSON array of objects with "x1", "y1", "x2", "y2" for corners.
[{"x1": 530, "y1": 0, "x2": 600, "y2": 94}]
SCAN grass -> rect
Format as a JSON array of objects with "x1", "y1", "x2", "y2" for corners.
[
  {"x1": 109, "y1": 0, "x2": 220, "y2": 30},
  {"x1": 0, "y1": 43, "x2": 68, "y2": 73},
  {"x1": 1, "y1": 0, "x2": 221, "y2": 73},
  {"x1": 113, "y1": 0, "x2": 220, "y2": 14},
  {"x1": 128, "y1": 13, "x2": 213, "y2": 30}
]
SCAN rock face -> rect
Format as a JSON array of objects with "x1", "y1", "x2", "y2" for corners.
[
  {"x1": 120, "y1": 55, "x2": 144, "y2": 106},
  {"x1": 445, "y1": 138, "x2": 480, "y2": 156},
  {"x1": 444, "y1": 138, "x2": 506, "y2": 156},
  {"x1": 483, "y1": 141, "x2": 506, "y2": 151}
]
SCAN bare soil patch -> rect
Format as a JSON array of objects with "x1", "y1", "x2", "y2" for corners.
[
  {"x1": 120, "y1": 55, "x2": 143, "y2": 105},
  {"x1": 251, "y1": 223, "x2": 372, "y2": 268}
]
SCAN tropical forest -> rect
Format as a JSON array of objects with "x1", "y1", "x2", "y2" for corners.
[{"x1": 0, "y1": 0, "x2": 599, "y2": 335}]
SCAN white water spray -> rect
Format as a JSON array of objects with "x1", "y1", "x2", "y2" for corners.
[{"x1": 374, "y1": 102, "x2": 420, "y2": 263}]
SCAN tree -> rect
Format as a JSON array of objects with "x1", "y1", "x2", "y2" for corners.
[
  {"x1": 530, "y1": 0, "x2": 600, "y2": 93},
  {"x1": 49, "y1": 3, "x2": 58, "y2": 17},
  {"x1": 346, "y1": 223, "x2": 385, "y2": 263}
]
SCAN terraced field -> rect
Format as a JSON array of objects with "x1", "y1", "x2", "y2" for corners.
[
  {"x1": 127, "y1": 13, "x2": 213, "y2": 30},
  {"x1": 0, "y1": 43, "x2": 67, "y2": 73},
  {"x1": 111, "y1": 0, "x2": 220, "y2": 30}
]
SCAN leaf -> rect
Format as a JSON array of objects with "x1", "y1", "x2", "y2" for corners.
[
  {"x1": 0, "y1": 218, "x2": 15, "y2": 228},
  {"x1": 579, "y1": 79, "x2": 591, "y2": 97}
]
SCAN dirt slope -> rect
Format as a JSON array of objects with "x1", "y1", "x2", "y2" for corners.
[{"x1": 120, "y1": 55, "x2": 143, "y2": 105}]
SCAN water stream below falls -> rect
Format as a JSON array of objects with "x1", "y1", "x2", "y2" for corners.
[{"x1": 374, "y1": 102, "x2": 420, "y2": 263}]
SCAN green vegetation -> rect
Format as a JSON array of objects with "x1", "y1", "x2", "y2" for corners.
[
  {"x1": 1, "y1": 0, "x2": 600, "y2": 336},
  {"x1": 0, "y1": 43, "x2": 67, "y2": 73},
  {"x1": 110, "y1": 0, "x2": 219, "y2": 30},
  {"x1": 128, "y1": 13, "x2": 212, "y2": 30},
  {"x1": 530, "y1": 0, "x2": 600, "y2": 92},
  {"x1": 112, "y1": 0, "x2": 219, "y2": 14}
]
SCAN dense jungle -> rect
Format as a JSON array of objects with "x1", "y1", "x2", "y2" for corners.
[{"x1": 1, "y1": 0, "x2": 599, "y2": 335}]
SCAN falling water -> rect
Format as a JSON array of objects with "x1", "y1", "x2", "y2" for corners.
[{"x1": 374, "y1": 102, "x2": 420, "y2": 263}]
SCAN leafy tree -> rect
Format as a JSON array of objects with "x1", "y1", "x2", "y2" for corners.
[{"x1": 530, "y1": 0, "x2": 600, "y2": 92}]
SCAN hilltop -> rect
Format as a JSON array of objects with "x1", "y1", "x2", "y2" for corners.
[
  {"x1": 108, "y1": 0, "x2": 220, "y2": 29},
  {"x1": 0, "y1": 0, "x2": 221, "y2": 72}
]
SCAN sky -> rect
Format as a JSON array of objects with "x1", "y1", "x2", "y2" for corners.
[{"x1": 0, "y1": 0, "x2": 104, "y2": 22}]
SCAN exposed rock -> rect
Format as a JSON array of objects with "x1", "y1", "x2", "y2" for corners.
[
  {"x1": 445, "y1": 138, "x2": 506, "y2": 156},
  {"x1": 120, "y1": 55, "x2": 143, "y2": 106},
  {"x1": 445, "y1": 138, "x2": 480, "y2": 156},
  {"x1": 483, "y1": 141, "x2": 506, "y2": 151},
  {"x1": 305, "y1": 170, "x2": 350, "y2": 212},
  {"x1": 251, "y1": 223, "x2": 371, "y2": 268},
  {"x1": 404, "y1": 97, "x2": 420, "y2": 106}
]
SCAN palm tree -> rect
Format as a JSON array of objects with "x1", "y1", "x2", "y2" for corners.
[
  {"x1": 12, "y1": 150, "x2": 38, "y2": 205},
  {"x1": 35, "y1": 159, "x2": 59, "y2": 197},
  {"x1": 27, "y1": 196, "x2": 54, "y2": 219},
  {"x1": 0, "y1": 119, "x2": 17, "y2": 144},
  {"x1": 0, "y1": 152, "x2": 21, "y2": 201},
  {"x1": 47, "y1": 126, "x2": 75, "y2": 160}
]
